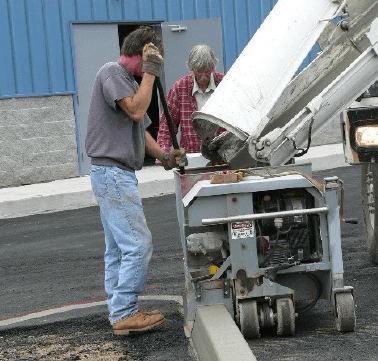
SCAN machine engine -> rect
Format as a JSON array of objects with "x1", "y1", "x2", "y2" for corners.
[
  {"x1": 185, "y1": 189, "x2": 321, "y2": 274},
  {"x1": 254, "y1": 189, "x2": 321, "y2": 267}
]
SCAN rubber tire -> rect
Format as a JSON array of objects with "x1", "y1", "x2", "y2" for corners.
[
  {"x1": 335, "y1": 293, "x2": 356, "y2": 332},
  {"x1": 361, "y1": 163, "x2": 378, "y2": 263},
  {"x1": 239, "y1": 300, "x2": 260, "y2": 339},
  {"x1": 276, "y1": 298, "x2": 295, "y2": 336}
]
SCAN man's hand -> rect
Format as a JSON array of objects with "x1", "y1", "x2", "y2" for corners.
[
  {"x1": 162, "y1": 148, "x2": 188, "y2": 170},
  {"x1": 142, "y1": 42, "x2": 163, "y2": 77}
]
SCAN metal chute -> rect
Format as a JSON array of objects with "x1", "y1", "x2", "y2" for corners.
[{"x1": 192, "y1": 0, "x2": 378, "y2": 168}]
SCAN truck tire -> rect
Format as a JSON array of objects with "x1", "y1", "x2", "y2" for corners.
[{"x1": 361, "y1": 163, "x2": 378, "y2": 263}]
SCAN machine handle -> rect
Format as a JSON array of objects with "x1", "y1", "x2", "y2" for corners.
[{"x1": 202, "y1": 206, "x2": 329, "y2": 225}]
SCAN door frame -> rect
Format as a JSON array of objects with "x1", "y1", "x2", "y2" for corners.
[
  {"x1": 69, "y1": 20, "x2": 163, "y2": 175},
  {"x1": 69, "y1": 19, "x2": 224, "y2": 175}
]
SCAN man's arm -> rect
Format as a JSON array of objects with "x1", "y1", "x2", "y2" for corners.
[
  {"x1": 117, "y1": 73, "x2": 155, "y2": 122},
  {"x1": 145, "y1": 130, "x2": 165, "y2": 162},
  {"x1": 118, "y1": 43, "x2": 163, "y2": 122}
]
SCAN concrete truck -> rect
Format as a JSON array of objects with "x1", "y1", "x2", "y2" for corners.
[{"x1": 342, "y1": 85, "x2": 378, "y2": 263}]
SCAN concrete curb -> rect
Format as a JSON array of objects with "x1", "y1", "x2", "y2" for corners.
[
  {"x1": 191, "y1": 305, "x2": 257, "y2": 361},
  {"x1": 0, "y1": 167, "x2": 174, "y2": 219},
  {"x1": 0, "y1": 144, "x2": 348, "y2": 219}
]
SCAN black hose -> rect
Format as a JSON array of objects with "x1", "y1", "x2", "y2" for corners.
[
  {"x1": 155, "y1": 77, "x2": 185, "y2": 175},
  {"x1": 292, "y1": 118, "x2": 315, "y2": 157}
]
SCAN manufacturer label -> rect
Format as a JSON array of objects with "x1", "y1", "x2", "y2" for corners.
[{"x1": 231, "y1": 221, "x2": 254, "y2": 239}]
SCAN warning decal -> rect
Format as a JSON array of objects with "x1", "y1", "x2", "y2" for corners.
[{"x1": 231, "y1": 221, "x2": 254, "y2": 239}]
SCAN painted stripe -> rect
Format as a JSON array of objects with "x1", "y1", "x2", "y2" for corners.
[{"x1": 0, "y1": 295, "x2": 183, "y2": 327}]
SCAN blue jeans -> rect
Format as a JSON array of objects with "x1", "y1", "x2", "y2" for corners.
[{"x1": 90, "y1": 165, "x2": 153, "y2": 324}]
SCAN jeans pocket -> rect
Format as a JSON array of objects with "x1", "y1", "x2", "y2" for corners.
[
  {"x1": 111, "y1": 168, "x2": 138, "y2": 187},
  {"x1": 111, "y1": 169, "x2": 142, "y2": 208},
  {"x1": 90, "y1": 166, "x2": 109, "y2": 199}
]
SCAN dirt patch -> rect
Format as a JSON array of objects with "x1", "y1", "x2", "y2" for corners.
[{"x1": 0, "y1": 314, "x2": 137, "y2": 361}]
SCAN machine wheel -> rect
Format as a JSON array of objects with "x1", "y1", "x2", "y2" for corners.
[
  {"x1": 335, "y1": 293, "x2": 356, "y2": 332},
  {"x1": 361, "y1": 163, "x2": 378, "y2": 263},
  {"x1": 276, "y1": 298, "x2": 295, "y2": 336},
  {"x1": 239, "y1": 300, "x2": 260, "y2": 339}
]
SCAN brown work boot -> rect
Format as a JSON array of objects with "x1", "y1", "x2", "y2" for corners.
[
  {"x1": 112, "y1": 311, "x2": 165, "y2": 335},
  {"x1": 140, "y1": 309, "x2": 163, "y2": 316}
]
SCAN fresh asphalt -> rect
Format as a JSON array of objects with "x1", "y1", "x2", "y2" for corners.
[
  {"x1": 1, "y1": 193, "x2": 194, "y2": 360},
  {"x1": 4, "y1": 146, "x2": 378, "y2": 360},
  {"x1": 2, "y1": 166, "x2": 378, "y2": 361}
]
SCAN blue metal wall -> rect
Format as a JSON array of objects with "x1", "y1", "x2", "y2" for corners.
[{"x1": 0, "y1": 0, "x2": 289, "y2": 99}]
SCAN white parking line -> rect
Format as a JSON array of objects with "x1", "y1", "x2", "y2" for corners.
[{"x1": 0, "y1": 295, "x2": 183, "y2": 327}]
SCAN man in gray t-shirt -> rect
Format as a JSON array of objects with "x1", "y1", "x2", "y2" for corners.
[{"x1": 85, "y1": 26, "x2": 186, "y2": 336}]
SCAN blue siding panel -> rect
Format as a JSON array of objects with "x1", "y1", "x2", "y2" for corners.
[
  {"x1": 76, "y1": 0, "x2": 93, "y2": 20},
  {"x1": 26, "y1": 0, "x2": 50, "y2": 94},
  {"x1": 194, "y1": 0, "x2": 208, "y2": 19},
  {"x1": 152, "y1": 0, "x2": 168, "y2": 20},
  {"x1": 235, "y1": 0, "x2": 250, "y2": 54},
  {"x1": 208, "y1": 0, "x2": 221, "y2": 18},
  {"x1": 181, "y1": 0, "x2": 195, "y2": 19},
  {"x1": 61, "y1": 0, "x2": 78, "y2": 91},
  {"x1": 138, "y1": 0, "x2": 154, "y2": 21},
  {"x1": 260, "y1": 0, "x2": 273, "y2": 21},
  {"x1": 0, "y1": 0, "x2": 16, "y2": 96},
  {"x1": 108, "y1": 0, "x2": 124, "y2": 21},
  {"x1": 122, "y1": 0, "x2": 140, "y2": 21},
  {"x1": 0, "y1": 0, "x2": 315, "y2": 98},
  {"x1": 44, "y1": 0, "x2": 66, "y2": 93},
  {"x1": 166, "y1": 0, "x2": 182, "y2": 21},
  {"x1": 220, "y1": 0, "x2": 237, "y2": 70},
  {"x1": 9, "y1": 0, "x2": 33, "y2": 95},
  {"x1": 247, "y1": 0, "x2": 262, "y2": 37},
  {"x1": 108, "y1": 0, "x2": 123, "y2": 20},
  {"x1": 93, "y1": 0, "x2": 109, "y2": 20}
]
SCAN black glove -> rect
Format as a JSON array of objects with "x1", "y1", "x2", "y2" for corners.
[
  {"x1": 162, "y1": 148, "x2": 188, "y2": 170},
  {"x1": 142, "y1": 43, "x2": 163, "y2": 76}
]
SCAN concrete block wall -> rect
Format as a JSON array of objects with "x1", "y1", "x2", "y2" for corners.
[{"x1": 0, "y1": 95, "x2": 80, "y2": 187}]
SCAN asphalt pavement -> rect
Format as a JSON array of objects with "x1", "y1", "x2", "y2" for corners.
[
  {"x1": 0, "y1": 144, "x2": 355, "y2": 361},
  {"x1": 2, "y1": 166, "x2": 378, "y2": 361}
]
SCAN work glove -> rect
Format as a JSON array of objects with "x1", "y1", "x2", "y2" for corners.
[
  {"x1": 162, "y1": 148, "x2": 188, "y2": 170},
  {"x1": 142, "y1": 42, "x2": 163, "y2": 77}
]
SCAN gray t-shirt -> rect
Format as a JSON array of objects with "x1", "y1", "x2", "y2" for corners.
[{"x1": 85, "y1": 62, "x2": 151, "y2": 171}]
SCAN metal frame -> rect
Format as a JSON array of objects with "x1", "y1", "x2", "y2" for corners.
[{"x1": 174, "y1": 163, "x2": 352, "y2": 336}]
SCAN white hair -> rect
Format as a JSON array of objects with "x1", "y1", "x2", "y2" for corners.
[{"x1": 186, "y1": 44, "x2": 219, "y2": 72}]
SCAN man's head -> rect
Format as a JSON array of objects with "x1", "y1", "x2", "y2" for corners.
[
  {"x1": 121, "y1": 26, "x2": 164, "y2": 57},
  {"x1": 186, "y1": 44, "x2": 218, "y2": 89}
]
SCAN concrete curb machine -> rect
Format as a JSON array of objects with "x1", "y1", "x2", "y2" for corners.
[{"x1": 172, "y1": 0, "x2": 378, "y2": 340}]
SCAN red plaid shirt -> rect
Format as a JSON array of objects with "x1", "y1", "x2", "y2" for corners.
[{"x1": 157, "y1": 71, "x2": 225, "y2": 153}]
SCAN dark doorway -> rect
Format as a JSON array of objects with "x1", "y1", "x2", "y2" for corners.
[{"x1": 118, "y1": 24, "x2": 162, "y2": 166}]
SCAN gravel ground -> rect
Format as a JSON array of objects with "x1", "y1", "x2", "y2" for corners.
[{"x1": 0, "y1": 301, "x2": 192, "y2": 361}]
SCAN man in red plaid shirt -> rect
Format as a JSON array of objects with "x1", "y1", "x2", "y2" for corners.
[{"x1": 157, "y1": 44, "x2": 225, "y2": 155}]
